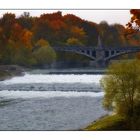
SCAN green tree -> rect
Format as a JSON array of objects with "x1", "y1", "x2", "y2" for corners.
[
  {"x1": 33, "y1": 42, "x2": 56, "y2": 66},
  {"x1": 101, "y1": 60, "x2": 140, "y2": 117}
]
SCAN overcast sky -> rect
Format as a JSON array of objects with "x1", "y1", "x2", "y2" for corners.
[{"x1": 0, "y1": 10, "x2": 131, "y2": 26}]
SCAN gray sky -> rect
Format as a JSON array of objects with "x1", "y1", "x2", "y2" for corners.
[{"x1": 0, "y1": 10, "x2": 131, "y2": 26}]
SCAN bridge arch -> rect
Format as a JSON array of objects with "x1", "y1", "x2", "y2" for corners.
[
  {"x1": 105, "y1": 50, "x2": 140, "y2": 61},
  {"x1": 52, "y1": 45, "x2": 140, "y2": 65},
  {"x1": 54, "y1": 48, "x2": 96, "y2": 60}
]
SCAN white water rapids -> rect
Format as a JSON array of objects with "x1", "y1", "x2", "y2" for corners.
[
  {"x1": 2, "y1": 73, "x2": 102, "y2": 84},
  {"x1": 0, "y1": 72, "x2": 107, "y2": 130}
]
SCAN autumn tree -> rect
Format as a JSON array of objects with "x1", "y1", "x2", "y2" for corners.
[
  {"x1": 0, "y1": 13, "x2": 16, "y2": 40},
  {"x1": 99, "y1": 21, "x2": 127, "y2": 47},
  {"x1": 125, "y1": 10, "x2": 140, "y2": 59},
  {"x1": 126, "y1": 10, "x2": 140, "y2": 32},
  {"x1": 17, "y1": 12, "x2": 34, "y2": 30},
  {"x1": 125, "y1": 10, "x2": 140, "y2": 44},
  {"x1": 81, "y1": 21, "x2": 98, "y2": 46},
  {"x1": 0, "y1": 13, "x2": 17, "y2": 64},
  {"x1": 20, "y1": 29, "x2": 33, "y2": 48},
  {"x1": 32, "y1": 11, "x2": 67, "y2": 45},
  {"x1": 66, "y1": 37, "x2": 84, "y2": 46},
  {"x1": 32, "y1": 17, "x2": 51, "y2": 42},
  {"x1": 63, "y1": 14, "x2": 83, "y2": 26},
  {"x1": 70, "y1": 26, "x2": 87, "y2": 44},
  {"x1": 1, "y1": 11, "x2": 140, "y2": 67}
]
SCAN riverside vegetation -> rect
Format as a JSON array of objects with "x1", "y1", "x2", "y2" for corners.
[
  {"x1": 85, "y1": 59, "x2": 140, "y2": 130},
  {"x1": 0, "y1": 10, "x2": 140, "y2": 68},
  {"x1": 1, "y1": 10, "x2": 140, "y2": 130},
  {"x1": 0, "y1": 65, "x2": 24, "y2": 81}
]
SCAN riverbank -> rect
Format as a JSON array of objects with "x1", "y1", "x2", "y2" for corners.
[
  {"x1": 0, "y1": 65, "x2": 25, "y2": 81},
  {"x1": 84, "y1": 114, "x2": 128, "y2": 131}
]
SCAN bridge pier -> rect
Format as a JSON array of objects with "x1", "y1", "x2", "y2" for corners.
[
  {"x1": 89, "y1": 59, "x2": 108, "y2": 68},
  {"x1": 51, "y1": 44, "x2": 140, "y2": 68}
]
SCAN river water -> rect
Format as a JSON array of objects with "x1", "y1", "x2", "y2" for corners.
[{"x1": 0, "y1": 70, "x2": 107, "y2": 130}]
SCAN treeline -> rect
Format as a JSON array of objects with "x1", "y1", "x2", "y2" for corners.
[{"x1": 0, "y1": 11, "x2": 140, "y2": 67}]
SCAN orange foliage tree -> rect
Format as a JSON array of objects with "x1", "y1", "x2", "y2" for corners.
[{"x1": 126, "y1": 9, "x2": 140, "y2": 37}]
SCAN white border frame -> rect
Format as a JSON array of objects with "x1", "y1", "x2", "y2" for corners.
[{"x1": 1, "y1": 0, "x2": 140, "y2": 139}]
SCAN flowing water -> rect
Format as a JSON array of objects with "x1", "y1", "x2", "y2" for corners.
[{"x1": 0, "y1": 70, "x2": 107, "y2": 130}]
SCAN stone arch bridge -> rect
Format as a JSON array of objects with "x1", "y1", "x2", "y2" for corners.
[
  {"x1": 50, "y1": 36, "x2": 140, "y2": 67},
  {"x1": 52, "y1": 45, "x2": 140, "y2": 61},
  {"x1": 52, "y1": 45, "x2": 140, "y2": 67},
  {"x1": 34, "y1": 37, "x2": 140, "y2": 67}
]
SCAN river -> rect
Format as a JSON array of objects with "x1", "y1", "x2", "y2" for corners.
[{"x1": 0, "y1": 70, "x2": 107, "y2": 130}]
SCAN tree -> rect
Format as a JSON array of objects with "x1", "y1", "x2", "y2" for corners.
[
  {"x1": 17, "y1": 12, "x2": 34, "y2": 30},
  {"x1": 99, "y1": 22, "x2": 127, "y2": 47},
  {"x1": 36, "y1": 39, "x2": 50, "y2": 47},
  {"x1": 126, "y1": 10, "x2": 140, "y2": 31},
  {"x1": 63, "y1": 14, "x2": 83, "y2": 26},
  {"x1": 81, "y1": 21, "x2": 98, "y2": 46},
  {"x1": 66, "y1": 37, "x2": 84, "y2": 46},
  {"x1": 125, "y1": 10, "x2": 140, "y2": 46},
  {"x1": 12, "y1": 46, "x2": 32, "y2": 66},
  {"x1": 125, "y1": 10, "x2": 140, "y2": 38},
  {"x1": 33, "y1": 41, "x2": 56, "y2": 66},
  {"x1": 32, "y1": 17, "x2": 51, "y2": 42},
  {"x1": 0, "y1": 13, "x2": 16, "y2": 40},
  {"x1": 20, "y1": 29, "x2": 33, "y2": 48},
  {"x1": 101, "y1": 60, "x2": 140, "y2": 117}
]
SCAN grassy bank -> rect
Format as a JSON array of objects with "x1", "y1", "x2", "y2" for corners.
[{"x1": 84, "y1": 115, "x2": 129, "y2": 131}]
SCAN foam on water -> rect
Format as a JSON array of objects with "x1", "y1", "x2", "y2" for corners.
[
  {"x1": 0, "y1": 90, "x2": 104, "y2": 99},
  {"x1": 1, "y1": 73, "x2": 103, "y2": 85}
]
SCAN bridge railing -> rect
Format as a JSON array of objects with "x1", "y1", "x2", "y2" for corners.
[{"x1": 52, "y1": 45, "x2": 140, "y2": 51}]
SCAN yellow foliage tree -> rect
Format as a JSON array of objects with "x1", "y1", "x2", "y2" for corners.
[
  {"x1": 101, "y1": 60, "x2": 140, "y2": 117},
  {"x1": 66, "y1": 37, "x2": 84, "y2": 46},
  {"x1": 36, "y1": 39, "x2": 50, "y2": 47}
]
